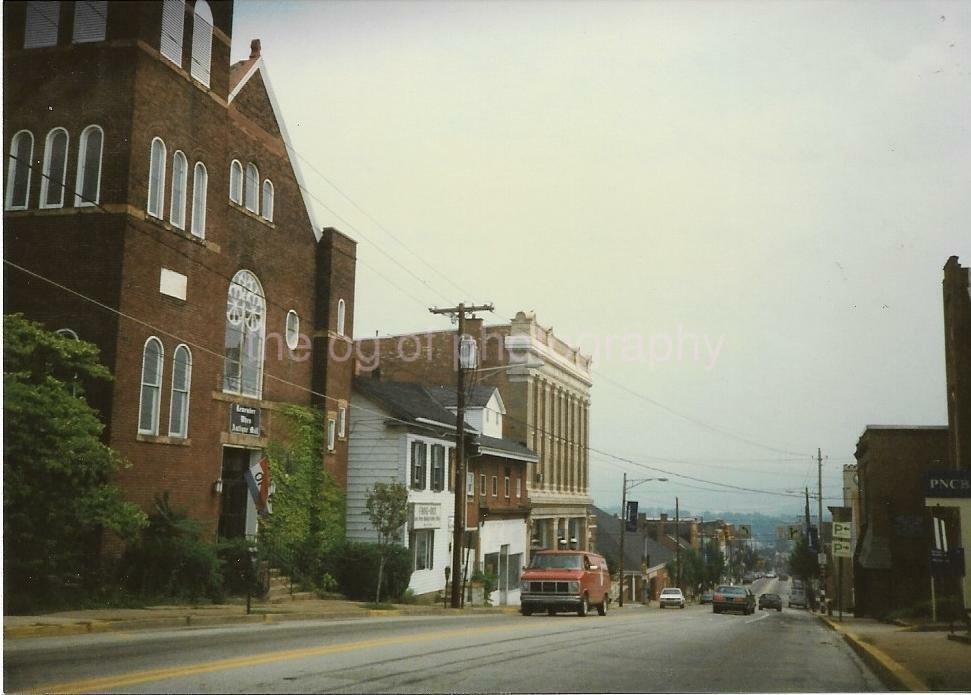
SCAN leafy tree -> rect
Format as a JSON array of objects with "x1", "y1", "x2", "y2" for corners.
[
  {"x1": 3, "y1": 314, "x2": 146, "y2": 608},
  {"x1": 365, "y1": 481, "x2": 409, "y2": 603},
  {"x1": 666, "y1": 548, "x2": 705, "y2": 594},
  {"x1": 788, "y1": 536, "x2": 819, "y2": 582},
  {"x1": 702, "y1": 545, "x2": 726, "y2": 588},
  {"x1": 260, "y1": 406, "x2": 345, "y2": 587}
]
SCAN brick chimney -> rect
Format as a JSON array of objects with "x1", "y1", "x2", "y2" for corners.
[{"x1": 250, "y1": 39, "x2": 261, "y2": 59}]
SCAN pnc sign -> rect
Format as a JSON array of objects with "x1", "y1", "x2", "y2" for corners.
[{"x1": 924, "y1": 471, "x2": 971, "y2": 499}]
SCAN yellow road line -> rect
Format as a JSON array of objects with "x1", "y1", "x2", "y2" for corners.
[{"x1": 34, "y1": 623, "x2": 516, "y2": 693}]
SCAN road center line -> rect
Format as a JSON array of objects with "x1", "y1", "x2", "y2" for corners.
[{"x1": 744, "y1": 612, "x2": 771, "y2": 625}]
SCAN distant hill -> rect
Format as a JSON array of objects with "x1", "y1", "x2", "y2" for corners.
[{"x1": 597, "y1": 505, "x2": 803, "y2": 545}]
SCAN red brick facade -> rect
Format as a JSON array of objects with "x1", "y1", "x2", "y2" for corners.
[{"x1": 4, "y1": 1, "x2": 356, "y2": 541}]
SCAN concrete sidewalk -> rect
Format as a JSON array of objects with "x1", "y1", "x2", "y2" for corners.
[
  {"x1": 4, "y1": 598, "x2": 517, "y2": 640},
  {"x1": 818, "y1": 613, "x2": 971, "y2": 691}
]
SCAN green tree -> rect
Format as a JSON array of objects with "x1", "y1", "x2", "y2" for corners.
[
  {"x1": 3, "y1": 314, "x2": 146, "y2": 607},
  {"x1": 260, "y1": 406, "x2": 345, "y2": 587},
  {"x1": 788, "y1": 536, "x2": 819, "y2": 582},
  {"x1": 365, "y1": 481, "x2": 409, "y2": 603},
  {"x1": 702, "y1": 545, "x2": 726, "y2": 588},
  {"x1": 666, "y1": 548, "x2": 705, "y2": 594}
]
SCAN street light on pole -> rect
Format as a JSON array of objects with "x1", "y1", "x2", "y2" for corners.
[{"x1": 618, "y1": 475, "x2": 668, "y2": 607}]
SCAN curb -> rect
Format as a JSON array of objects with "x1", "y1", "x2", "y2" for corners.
[
  {"x1": 946, "y1": 633, "x2": 971, "y2": 645},
  {"x1": 818, "y1": 615, "x2": 929, "y2": 691},
  {"x1": 4, "y1": 604, "x2": 517, "y2": 640}
]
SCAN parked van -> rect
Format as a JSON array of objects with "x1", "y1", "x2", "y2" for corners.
[
  {"x1": 788, "y1": 585, "x2": 807, "y2": 608},
  {"x1": 520, "y1": 550, "x2": 610, "y2": 617}
]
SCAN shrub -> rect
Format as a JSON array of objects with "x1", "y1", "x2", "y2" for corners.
[
  {"x1": 118, "y1": 493, "x2": 223, "y2": 602},
  {"x1": 326, "y1": 541, "x2": 412, "y2": 602},
  {"x1": 217, "y1": 537, "x2": 260, "y2": 597}
]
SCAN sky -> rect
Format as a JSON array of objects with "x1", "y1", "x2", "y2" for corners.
[{"x1": 231, "y1": 0, "x2": 970, "y2": 520}]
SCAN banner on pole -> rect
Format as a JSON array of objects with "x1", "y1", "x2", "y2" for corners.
[{"x1": 244, "y1": 455, "x2": 272, "y2": 516}]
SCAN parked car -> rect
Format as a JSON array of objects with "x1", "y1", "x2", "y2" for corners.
[
  {"x1": 759, "y1": 593, "x2": 783, "y2": 611},
  {"x1": 765, "y1": 571, "x2": 777, "y2": 579},
  {"x1": 788, "y1": 586, "x2": 807, "y2": 609},
  {"x1": 519, "y1": 550, "x2": 610, "y2": 617},
  {"x1": 700, "y1": 590, "x2": 714, "y2": 604},
  {"x1": 713, "y1": 585, "x2": 755, "y2": 614},
  {"x1": 659, "y1": 587, "x2": 686, "y2": 609}
]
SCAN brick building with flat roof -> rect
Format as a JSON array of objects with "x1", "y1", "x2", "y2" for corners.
[{"x1": 4, "y1": 1, "x2": 356, "y2": 542}]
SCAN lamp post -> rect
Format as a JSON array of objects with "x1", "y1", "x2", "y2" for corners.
[{"x1": 618, "y1": 474, "x2": 667, "y2": 607}]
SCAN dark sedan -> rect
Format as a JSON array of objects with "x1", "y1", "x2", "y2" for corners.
[
  {"x1": 713, "y1": 585, "x2": 755, "y2": 614},
  {"x1": 759, "y1": 593, "x2": 782, "y2": 611}
]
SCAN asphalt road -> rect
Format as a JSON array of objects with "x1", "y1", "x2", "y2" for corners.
[{"x1": 5, "y1": 580, "x2": 881, "y2": 693}]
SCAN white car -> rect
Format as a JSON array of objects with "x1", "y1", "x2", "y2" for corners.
[{"x1": 659, "y1": 587, "x2": 686, "y2": 609}]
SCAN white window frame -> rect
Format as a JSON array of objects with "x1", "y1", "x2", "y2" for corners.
[
  {"x1": 411, "y1": 529, "x2": 434, "y2": 571},
  {"x1": 159, "y1": 0, "x2": 185, "y2": 66},
  {"x1": 411, "y1": 440, "x2": 427, "y2": 491},
  {"x1": 190, "y1": 161, "x2": 207, "y2": 238},
  {"x1": 39, "y1": 127, "x2": 69, "y2": 209},
  {"x1": 229, "y1": 159, "x2": 242, "y2": 203},
  {"x1": 336, "y1": 298, "x2": 346, "y2": 336},
  {"x1": 466, "y1": 471, "x2": 475, "y2": 496},
  {"x1": 492, "y1": 475, "x2": 498, "y2": 497},
  {"x1": 169, "y1": 150, "x2": 187, "y2": 229},
  {"x1": 138, "y1": 337, "x2": 164, "y2": 435},
  {"x1": 73, "y1": 1, "x2": 107, "y2": 43},
  {"x1": 338, "y1": 404, "x2": 346, "y2": 438},
  {"x1": 244, "y1": 162, "x2": 259, "y2": 213},
  {"x1": 480, "y1": 473, "x2": 486, "y2": 497},
  {"x1": 5, "y1": 130, "x2": 33, "y2": 211},
  {"x1": 430, "y1": 444, "x2": 445, "y2": 492},
  {"x1": 327, "y1": 417, "x2": 336, "y2": 451},
  {"x1": 74, "y1": 125, "x2": 103, "y2": 207},
  {"x1": 261, "y1": 179, "x2": 274, "y2": 222},
  {"x1": 24, "y1": 1, "x2": 60, "y2": 49},
  {"x1": 147, "y1": 137, "x2": 166, "y2": 219},
  {"x1": 168, "y1": 344, "x2": 191, "y2": 438},
  {"x1": 285, "y1": 309, "x2": 299, "y2": 350},
  {"x1": 516, "y1": 478, "x2": 522, "y2": 498},
  {"x1": 504, "y1": 475, "x2": 511, "y2": 498},
  {"x1": 189, "y1": 0, "x2": 213, "y2": 87}
]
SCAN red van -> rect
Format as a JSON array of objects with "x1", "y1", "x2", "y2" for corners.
[{"x1": 519, "y1": 550, "x2": 611, "y2": 616}]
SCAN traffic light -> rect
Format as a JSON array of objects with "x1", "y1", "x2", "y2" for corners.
[{"x1": 625, "y1": 501, "x2": 639, "y2": 532}]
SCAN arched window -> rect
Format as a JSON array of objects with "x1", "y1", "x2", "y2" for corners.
[
  {"x1": 170, "y1": 150, "x2": 187, "y2": 228},
  {"x1": 261, "y1": 179, "x2": 274, "y2": 222},
  {"x1": 336, "y1": 298, "x2": 346, "y2": 336},
  {"x1": 244, "y1": 162, "x2": 259, "y2": 213},
  {"x1": 168, "y1": 344, "x2": 191, "y2": 438},
  {"x1": 191, "y1": 161, "x2": 207, "y2": 238},
  {"x1": 138, "y1": 337, "x2": 164, "y2": 435},
  {"x1": 24, "y1": 1, "x2": 60, "y2": 48},
  {"x1": 160, "y1": 0, "x2": 185, "y2": 66},
  {"x1": 5, "y1": 130, "x2": 33, "y2": 210},
  {"x1": 39, "y1": 127, "x2": 69, "y2": 209},
  {"x1": 147, "y1": 137, "x2": 166, "y2": 218},
  {"x1": 229, "y1": 159, "x2": 242, "y2": 203},
  {"x1": 285, "y1": 310, "x2": 299, "y2": 350},
  {"x1": 190, "y1": 0, "x2": 213, "y2": 87},
  {"x1": 73, "y1": 1, "x2": 108, "y2": 43},
  {"x1": 223, "y1": 270, "x2": 266, "y2": 398},
  {"x1": 74, "y1": 125, "x2": 103, "y2": 207}
]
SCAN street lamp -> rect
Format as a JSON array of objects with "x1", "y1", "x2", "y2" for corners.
[{"x1": 618, "y1": 474, "x2": 667, "y2": 607}]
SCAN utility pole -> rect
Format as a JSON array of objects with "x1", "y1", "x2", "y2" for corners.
[
  {"x1": 430, "y1": 302, "x2": 493, "y2": 609},
  {"x1": 818, "y1": 448, "x2": 826, "y2": 614},
  {"x1": 675, "y1": 497, "x2": 681, "y2": 590},
  {"x1": 620, "y1": 473, "x2": 627, "y2": 607}
]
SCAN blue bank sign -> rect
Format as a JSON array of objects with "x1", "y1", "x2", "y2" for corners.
[{"x1": 924, "y1": 470, "x2": 971, "y2": 498}]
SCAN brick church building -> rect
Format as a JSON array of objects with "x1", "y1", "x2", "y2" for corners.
[{"x1": 4, "y1": 1, "x2": 356, "y2": 541}]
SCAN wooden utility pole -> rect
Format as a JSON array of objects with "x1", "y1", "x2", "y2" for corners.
[
  {"x1": 430, "y1": 302, "x2": 493, "y2": 609},
  {"x1": 818, "y1": 448, "x2": 826, "y2": 614},
  {"x1": 675, "y1": 497, "x2": 681, "y2": 589},
  {"x1": 619, "y1": 473, "x2": 628, "y2": 607}
]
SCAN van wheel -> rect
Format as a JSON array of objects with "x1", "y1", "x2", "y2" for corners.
[
  {"x1": 577, "y1": 595, "x2": 589, "y2": 617},
  {"x1": 521, "y1": 606, "x2": 532, "y2": 616},
  {"x1": 597, "y1": 598, "x2": 607, "y2": 616}
]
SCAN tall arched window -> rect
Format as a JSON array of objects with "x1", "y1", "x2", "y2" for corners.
[
  {"x1": 5, "y1": 130, "x2": 33, "y2": 210},
  {"x1": 191, "y1": 162, "x2": 207, "y2": 238},
  {"x1": 261, "y1": 179, "x2": 274, "y2": 222},
  {"x1": 24, "y1": 1, "x2": 60, "y2": 48},
  {"x1": 74, "y1": 125, "x2": 103, "y2": 207},
  {"x1": 168, "y1": 344, "x2": 191, "y2": 438},
  {"x1": 138, "y1": 337, "x2": 164, "y2": 435},
  {"x1": 223, "y1": 270, "x2": 266, "y2": 398},
  {"x1": 73, "y1": 1, "x2": 108, "y2": 43},
  {"x1": 147, "y1": 137, "x2": 166, "y2": 218},
  {"x1": 170, "y1": 150, "x2": 187, "y2": 228},
  {"x1": 229, "y1": 159, "x2": 242, "y2": 203},
  {"x1": 190, "y1": 0, "x2": 213, "y2": 87},
  {"x1": 39, "y1": 127, "x2": 69, "y2": 209},
  {"x1": 336, "y1": 298, "x2": 346, "y2": 336},
  {"x1": 244, "y1": 162, "x2": 259, "y2": 213},
  {"x1": 160, "y1": 0, "x2": 185, "y2": 66}
]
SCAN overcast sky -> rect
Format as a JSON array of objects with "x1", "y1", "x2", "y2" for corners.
[{"x1": 233, "y1": 0, "x2": 970, "y2": 521}]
